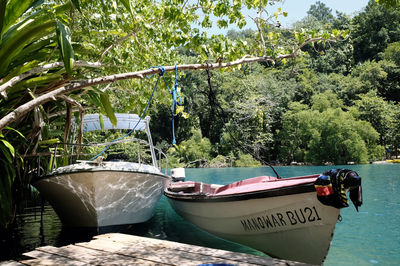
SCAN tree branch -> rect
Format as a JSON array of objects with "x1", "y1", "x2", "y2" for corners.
[
  {"x1": 57, "y1": 95, "x2": 84, "y2": 112},
  {"x1": 48, "y1": 106, "x2": 94, "y2": 119},
  {"x1": 0, "y1": 53, "x2": 295, "y2": 131},
  {"x1": 0, "y1": 61, "x2": 102, "y2": 99}
]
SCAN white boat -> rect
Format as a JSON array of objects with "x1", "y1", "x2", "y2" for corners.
[
  {"x1": 33, "y1": 114, "x2": 170, "y2": 228},
  {"x1": 164, "y1": 169, "x2": 362, "y2": 265}
]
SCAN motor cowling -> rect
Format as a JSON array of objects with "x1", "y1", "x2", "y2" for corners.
[
  {"x1": 315, "y1": 169, "x2": 362, "y2": 211},
  {"x1": 171, "y1": 167, "x2": 186, "y2": 182}
]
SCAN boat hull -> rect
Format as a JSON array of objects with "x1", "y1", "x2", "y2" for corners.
[
  {"x1": 166, "y1": 190, "x2": 340, "y2": 265},
  {"x1": 34, "y1": 169, "x2": 169, "y2": 227}
]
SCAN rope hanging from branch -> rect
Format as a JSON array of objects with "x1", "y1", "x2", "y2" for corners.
[
  {"x1": 89, "y1": 64, "x2": 183, "y2": 160},
  {"x1": 205, "y1": 63, "x2": 281, "y2": 179},
  {"x1": 167, "y1": 65, "x2": 183, "y2": 145},
  {"x1": 89, "y1": 66, "x2": 165, "y2": 160}
]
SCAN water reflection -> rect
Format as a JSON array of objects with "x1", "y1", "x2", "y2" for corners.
[{"x1": 0, "y1": 205, "x2": 97, "y2": 261}]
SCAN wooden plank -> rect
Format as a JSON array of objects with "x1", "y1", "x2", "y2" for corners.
[
  {"x1": 19, "y1": 259, "x2": 59, "y2": 265},
  {"x1": 12, "y1": 233, "x2": 308, "y2": 265},
  {"x1": 95, "y1": 233, "x2": 305, "y2": 265},
  {"x1": 21, "y1": 250, "x2": 86, "y2": 266},
  {"x1": 36, "y1": 245, "x2": 156, "y2": 265},
  {"x1": 77, "y1": 238, "x2": 247, "y2": 266}
]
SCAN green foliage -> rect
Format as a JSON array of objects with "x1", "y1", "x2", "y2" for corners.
[
  {"x1": 234, "y1": 153, "x2": 262, "y2": 167},
  {"x1": 168, "y1": 129, "x2": 212, "y2": 167},
  {"x1": 384, "y1": 41, "x2": 400, "y2": 65},
  {"x1": 306, "y1": 1, "x2": 335, "y2": 26},
  {"x1": 351, "y1": 90, "x2": 398, "y2": 149},
  {"x1": 0, "y1": 0, "x2": 77, "y2": 229},
  {"x1": 209, "y1": 155, "x2": 229, "y2": 168},
  {"x1": 56, "y1": 21, "x2": 74, "y2": 76},
  {"x1": 376, "y1": 0, "x2": 400, "y2": 9},
  {"x1": 278, "y1": 92, "x2": 384, "y2": 164},
  {"x1": 352, "y1": 0, "x2": 400, "y2": 63},
  {"x1": 0, "y1": 129, "x2": 23, "y2": 228},
  {"x1": 294, "y1": 4, "x2": 353, "y2": 75}
]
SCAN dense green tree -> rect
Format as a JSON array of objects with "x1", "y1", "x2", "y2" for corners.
[
  {"x1": 277, "y1": 101, "x2": 309, "y2": 163},
  {"x1": 380, "y1": 42, "x2": 400, "y2": 101},
  {"x1": 384, "y1": 41, "x2": 400, "y2": 65},
  {"x1": 294, "y1": 3, "x2": 353, "y2": 75},
  {"x1": 306, "y1": 1, "x2": 335, "y2": 27},
  {"x1": 390, "y1": 104, "x2": 400, "y2": 157},
  {"x1": 352, "y1": 0, "x2": 400, "y2": 63},
  {"x1": 278, "y1": 92, "x2": 384, "y2": 164},
  {"x1": 234, "y1": 153, "x2": 262, "y2": 167},
  {"x1": 376, "y1": 0, "x2": 400, "y2": 9},
  {"x1": 294, "y1": 69, "x2": 320, "y2": 104},
  {"x1": 351, "y1": 90, "x2": 398, "y2": 149},
  {"x1": 167, "y1": 129, "x2": 212, "y2": 167}
]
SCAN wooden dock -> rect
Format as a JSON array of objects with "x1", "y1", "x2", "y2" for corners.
[{"x1": 1, "y1": 233, "x2": 307, "y2": 265}]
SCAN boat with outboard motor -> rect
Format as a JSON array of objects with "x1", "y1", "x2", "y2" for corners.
[
  {"x1": 164, "y1": 169, "x2": 362, "y2": 265},
  {"x1": 33, "y1": 113, "x2": 170, "y2": 228}
]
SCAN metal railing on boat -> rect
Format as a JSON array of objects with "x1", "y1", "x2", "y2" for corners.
[{"x1": 28, "y1": 138, "x2": 168, "y2": 176}]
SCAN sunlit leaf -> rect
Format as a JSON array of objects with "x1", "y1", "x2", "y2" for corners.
[
  {"x1": 118, "y1": 0, "x2": 132, "y2": 15},
  {"x1": 0, "y1": 139, "x2": 14, "y2": 158},
  {"x1": 100, "y1": 93, "x2": 117, "y2": 127},
  {"x1": 56, "y1": 20, "x2": 74, "y2": 76},
  {"x1": 4, "y1": 126, "x2": 25, "y2": 139},
  {"x1": 71, "y1": 0, "x2": 81, "y2": 12},
  {"x1": 1, "y1": 0, "x2": 42, "y2": 35},
  {"x1": 38, "y1": 139, "x2": 60, "y2": 145},
  {"x1": 99, "y1": 113, "x2": 105, "y2": 132},
  {"x1": 0, "y1": 142, "x2": 13, "y2": 162}
]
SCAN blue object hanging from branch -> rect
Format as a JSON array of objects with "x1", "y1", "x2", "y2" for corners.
[
  {"x1": 151, "y1": 65, "x2": 183, "y2": 144},
  {"x1": 89, "y1": 66, "x2": 165, "y2": 161},
  {"x1": 169, "y1": 65, "x2": 183, "y2": 144},
  {"x1": 89, "y1": 65, "x2": 182, "y2": 161}
]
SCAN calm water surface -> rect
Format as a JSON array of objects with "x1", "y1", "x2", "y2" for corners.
[{"x1": 1, "y1": 164, "x2": 399, "y2": 265}]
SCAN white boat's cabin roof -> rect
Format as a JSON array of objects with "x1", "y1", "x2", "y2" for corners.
[{"x1": 81, "y1": 114, "x2": 149, "y2": 133}]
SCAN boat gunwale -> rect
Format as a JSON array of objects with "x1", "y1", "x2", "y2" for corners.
[
  {"x1": 164, "y1": 182, "x2": 316, "y2": 202},
  {"x1": 33, "y1": 168, "x2": 170, "y2": 183}
]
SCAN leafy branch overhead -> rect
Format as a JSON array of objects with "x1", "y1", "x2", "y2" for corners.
[{"x1": 0, "y1": 0, "x2": 348, "y2": 132}]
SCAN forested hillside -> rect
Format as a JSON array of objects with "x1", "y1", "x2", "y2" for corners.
[{"x1": 149, "y1": 1, "x2": 400, "y2": 167}]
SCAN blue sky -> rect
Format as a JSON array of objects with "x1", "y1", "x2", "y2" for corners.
[
  {"x1": 276, "y1": 0, "x2": 370, "y2": 26},
  {"x1": 207, "y1": 0, "x2": 370, "y2": 35}
]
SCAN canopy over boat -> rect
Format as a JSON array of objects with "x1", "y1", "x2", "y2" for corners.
[{"x1": 80, "y1": 113, "x2": 148, "y2": 133}]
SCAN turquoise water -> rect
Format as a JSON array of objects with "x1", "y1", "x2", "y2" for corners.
[
  {"x1": 1, "y1": 164, "x2": 399, "y2": 265},
  {"x1": 154, "y1": 164, "x2": 400, "y2": 265}
]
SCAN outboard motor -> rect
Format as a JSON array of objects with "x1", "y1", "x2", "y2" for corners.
[
  {"x1": 315, "y1": 169, "x2": 362, "y2": 211},
  {"x1": 171, "y1": 168, "x2": 186, "y2": 182}
]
